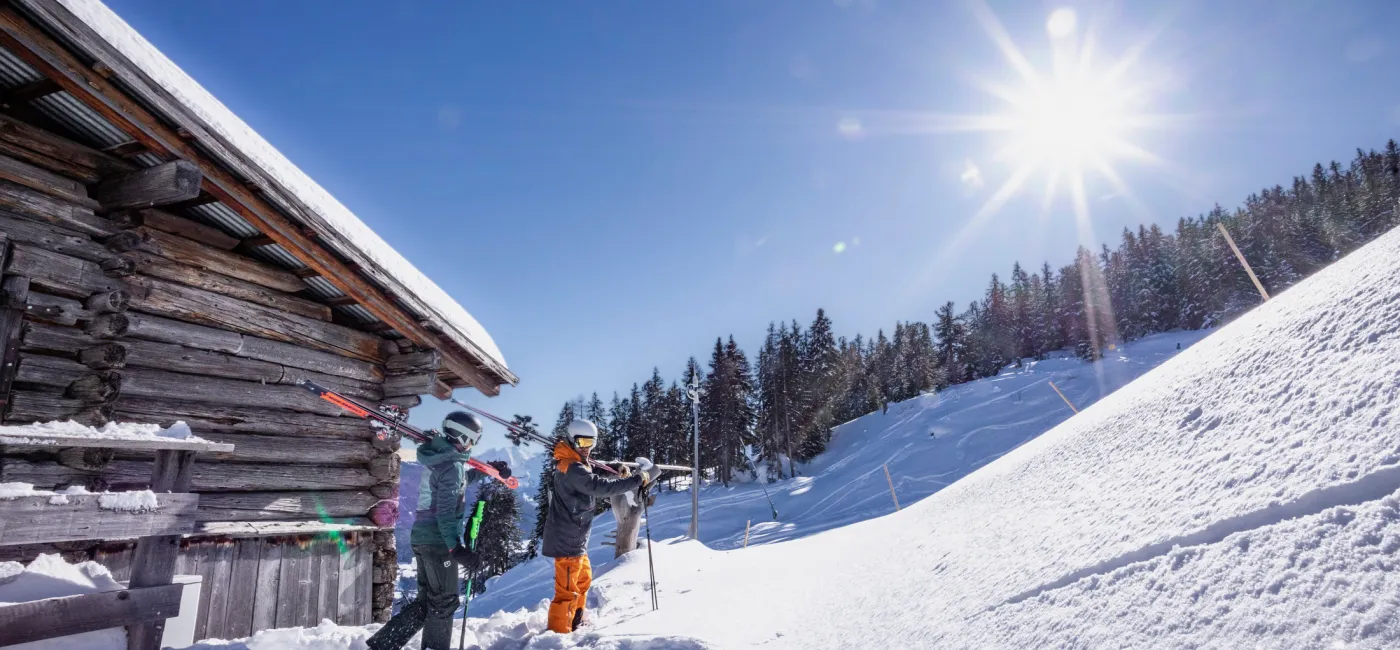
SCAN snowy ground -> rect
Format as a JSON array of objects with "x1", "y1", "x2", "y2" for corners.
[{"x1": 181, "y1": 223, "x2": 1400, "y2": 647}]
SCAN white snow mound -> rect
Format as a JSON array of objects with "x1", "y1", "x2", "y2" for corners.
[{"x1": 0, "y1": 553, "x2": 127, "y2": 650}]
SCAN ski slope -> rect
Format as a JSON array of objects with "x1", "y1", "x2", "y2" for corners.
[
  {"x1": 470, "y1": 329, "x2": 1209, "y2": 615},
  {"x1": 453, "y1": 224, "x2": 1400, "y2": 648}
]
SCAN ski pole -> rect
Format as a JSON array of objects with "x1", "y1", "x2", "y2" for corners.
[
  {"x1": 641, "y1": 483, "x2": 658, "y2": 611},
  {"x1": 457, "y1": 500, "x2": 487, "y2": 650}
]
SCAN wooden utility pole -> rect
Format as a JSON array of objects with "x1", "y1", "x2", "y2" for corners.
[
  {"x1": 883, "y1": 464, "x2": 901, "y2": 511},
  {"x1": 1049, "y1": 381, "x2": 1080, "y2": 414},
  {"x1": 1216, "y1": 222, "x2": 1271, "y2": 301}
]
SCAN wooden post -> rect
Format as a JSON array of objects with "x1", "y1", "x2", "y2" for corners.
[
  {"x1": 1048, "y1": 381, "x2": 1079, "y2": 414},
  {"x1": 126, "y1": 448, "x2": 195, "y2": 650},
  {"x1": 743, "y1": 519, "x2": 751, "y2": 548},
  {"x1": 1216, "y1": 222, "x2": 1271, "y2": 301},
  {"x1": 883, "y1": 464, "x2": 900, "y2": 511}
]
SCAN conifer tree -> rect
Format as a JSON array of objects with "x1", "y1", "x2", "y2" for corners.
[{"x1": 470, "y1": 478, "x2": 524, "y2": 595}]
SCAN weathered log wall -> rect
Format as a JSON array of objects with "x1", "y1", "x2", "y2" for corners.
[{"x1": 0, "y1": 115, "x2": 432, "y2": 624}]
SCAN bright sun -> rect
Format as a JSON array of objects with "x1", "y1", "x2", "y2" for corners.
[{"x1": 925, "y1": 4, "x2": 1175, "y2": 248}]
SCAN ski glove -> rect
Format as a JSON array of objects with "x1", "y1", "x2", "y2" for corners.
[
  {"x1": 488, "y1": 460, "x2": 511, "y2": 479},
  {"x1": 451, "y1": 545, "x2": 481, "y2": 572},
  {"x1": 636, "y1": 457, "x2": 656, "y2": 485}
]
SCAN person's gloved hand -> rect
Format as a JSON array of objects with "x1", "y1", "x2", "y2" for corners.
[
  {"x1": 635, "y1": 457, "x2": 656, "y2": 485},
  {"x1": 617, "y1": 464, "x2": 633, "y2": 479},
  {"x1": 451, "y1": 545, "x2": 480, "y2": 572},
  {"x1": 488, "y1": 460, "x2": 511, "y2": 479}
]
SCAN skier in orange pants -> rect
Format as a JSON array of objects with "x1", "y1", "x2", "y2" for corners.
[{"x1": 540, "y1": 420, "x2": 652, "y2": 633}]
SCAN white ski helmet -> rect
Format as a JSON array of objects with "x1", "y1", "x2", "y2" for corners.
[{"x1": 566, "y1": 419, "x2": 599, "y2": 447}]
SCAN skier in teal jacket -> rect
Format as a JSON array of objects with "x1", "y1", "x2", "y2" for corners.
[{"x1": 367, "y1": 411, "x2": 511, "y2": 650}]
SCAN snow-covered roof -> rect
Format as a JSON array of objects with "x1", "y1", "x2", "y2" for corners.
[{"x1": 13, "y1": 0, "x2": 515, "y2": 391}]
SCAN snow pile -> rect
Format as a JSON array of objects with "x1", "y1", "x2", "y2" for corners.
[
  {"x1": 0, "y1": 482, "x2": 92, "y2": 505},
  {"x1": 0, "y1": 553, "x2": 127, "y2": 650},
  {"x1": 0, "y1": 420, "x2": 198, "y2": 445},
  {"x1": 181, "y1": 621, "x2": 375, "y2": 650},
  {"x1": 97, "y1": 489, "x2": 159, "y2": 512}
]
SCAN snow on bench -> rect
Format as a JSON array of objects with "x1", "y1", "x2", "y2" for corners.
[
  {"x1": 0, "y1": 420, "x2": 231, "y2": 453},
  {"x1": 0, "y1": 553, "x2": 182, "y2": 650}
]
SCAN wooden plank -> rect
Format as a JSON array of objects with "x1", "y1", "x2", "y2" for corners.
[
  {"x1": 201, "y1": 540, "x2": 236, "y2": 640},
  {"x1": 337, "y1": 533, "x2": 369, "y2": 625},
  {"x1": 113, "y1": 398, "x2": 373, "y2": 439},
  {"x1": 239, "y1": 335, "x2": 383, "y2": 382},
  {"x1": 0, "y1": 112, "x2": 129, "y2": 184},
  {"x1": 112, "y1": 398, "x2": 371, "y2": 439},
  {"x1": 0, "y1": 209, "x2": 119, "y2": 264},
  {"x1": 382, "y1": 371, "x2": 436, "y2": 398},
  {"x1": 27, "y1": 291, "x2": 91, "y2": 326},
  {"x1": 198, "y1": 519, "x2": 377, "y2": 539},
  {"x1": 193, "y1": 490, "x2": 378, "y2": 522},
  {"x1": 95, "y1": 160, "x2": 202, "y2": 212},
  {"x1": 0, "y1": 150, "x2": 96, "y2": 208},
  {"x1": 103, "y1": 140, "x2": 147, "y2": 158},
  {"x1": 250, "y1": 537, "x2": 281, "y2": 633},
  {"x1": 13, "y1": 349, "x2": 88, "y2": 388},
  {"x1": 0, "y1": 262, "x2": 22, "y2": 415},
  {"x1": 119, "y1": 366, "x2": 353, "y2": 416},
  {"x1": 6, "y1": 243, "x2": 129, "y2": 299},
  {"x1": 0, "y1": 583, "x2": 182, "y2": 648},
  {"x1": 94, "y1": 542, "x2": 135, "y2": 582},
  {"x1": 0, "y1": 177, "x2": 114, "y2": 237},
  {"x1": 4, "y1": 76, "x2": 61, "y2": 103},
  {"x1": 0, "y1": 458, "x2": 377, "y2": 492},
  {"x1": 218, "y1": 538, "x2": 260, "y2": 639},
  {"x1": 188, "y1": 540, "x2": 214, "y2": 643},
  {"x1": 129, "y1": 276, "x2": 385, "y2": 363},
  {"x1": 138, "y1": 208, "x2": 239, "y2": 250},
  {"x1": 197, "y1": 432, "x2": 376, "y2": 465},
  {"x1": 0, "y1": 492, "x2": 197, "y2": 545},
  {"x1": 386, "y1": 349, "x2": 441, "y2": 374},
  {"x1": 316, "y1": 536, "x2": 340, "y2": 625},
  {"x1": 127, "y1": 448, "x2": 195, "y2": 650},
  {"x1": 128, "y1": 252, "x2": 331, "y2": 321},
  {"x1": 90, "y1": 311, "x2": 243, "y2": 353},
  {"x1": 127, "y1": 226, "x2": 305, "y2": 293},
  {"x1": 121, "y1": 336, "x2": 283, "y2": 383},
  {"x1": 0, "y1": 425, "x2": 232, "y2": 452},
  {"x1": 7, "y1": 388, "x2": 111, "y2": 425},
  {"x1": 0, "y1": 5, "x2": 510, "y2": 394},
  {"x1": 275, "y1": 539, "x2": 314, "y2": 628}
]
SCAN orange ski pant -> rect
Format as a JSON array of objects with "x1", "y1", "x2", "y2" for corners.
[{"x1": 547, "y1": 555, "x2": 593, "y2": 633}]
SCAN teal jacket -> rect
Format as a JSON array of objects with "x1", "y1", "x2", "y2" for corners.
[{"x1": 408, "y1": 437, "x2": 485, "y2": 549}]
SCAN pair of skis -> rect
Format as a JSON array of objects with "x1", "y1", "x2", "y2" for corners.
[{"x1": 296, "y1": 380, "x2": 519, "y2": 490}]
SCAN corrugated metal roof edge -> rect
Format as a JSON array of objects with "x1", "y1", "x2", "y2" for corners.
[{"x1": 20, "y1": 0, "x2": 517, "y2": 389}]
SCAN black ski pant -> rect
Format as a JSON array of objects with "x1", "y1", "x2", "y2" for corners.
[{"x1": 366, "y1": 544, "x2": 461, "y2": 650}]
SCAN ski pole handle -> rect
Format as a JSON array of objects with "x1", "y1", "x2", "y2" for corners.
[{"x1": 467, "y1": 458, "x2": 519, "y2": 489}]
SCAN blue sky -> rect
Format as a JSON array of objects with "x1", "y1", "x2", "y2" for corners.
[{"x1": 103, "y1": 0, "x2": 1399, "y2": 454}]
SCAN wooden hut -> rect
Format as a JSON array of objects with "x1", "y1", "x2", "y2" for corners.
[{"x1": 0, "y1": 0, "x2": 517, "y2": 638}]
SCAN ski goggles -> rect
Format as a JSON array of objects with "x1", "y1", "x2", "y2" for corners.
[{"x1": 575, "y1": 436, "x2": 596, "y2": 449}]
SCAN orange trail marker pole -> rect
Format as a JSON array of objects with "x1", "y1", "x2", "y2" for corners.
[
  {"x1": 1216, "y1": 222, "x2": 1271, "y2": 301},
  {"x1": 1049, "y1": 381, "x2": 1080, "y2": 414},
  {"x1": 883, "y1": 464, "x2": 901, "y2": 511}
]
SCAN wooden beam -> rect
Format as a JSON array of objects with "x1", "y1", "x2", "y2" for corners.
[
  {"x1": 324, "y1": 295, "x2": 358, "y2": 308},
  {"x1": 127, "y1": 448, "x2": 194, "y2": 650},
  {"x1": 0, "y1": 583, "x2": 183, "y2": 648},
  {"x1": 237, "y1": 234, "x2": 274, "y2": 249},
  {"x1": 0, "y1": 492, "x2": 198, "y2": 545},
  {"x1": 0, "y1": 111, "x2": 134, "y2": 184},
  {"x1": 194, "y1": 490, "x2": 378, "y2": 522},
  {"x1": 0, "y1": 423, "x2": 232, "y2": 452},
  {"x1": 155, "y1": 191, "x2": 219, "y2": 213},
  {"x1": 0, "y1": 457, "x2": 377, "y2": 492},
  {"x1": 2, "y1": 76, "x2": 60, "y2": 104},
  {"x1": 292, "y1": 267, "x2": 320, "y2": 279},
  {"x1": 0, "y1": 149, "x2": 98, "y2": 208},
  {"x1": 112, "y1": 398, "x2": 373, "y2": 439},
  {"x1": 5, "y1": 243, "x2": 131, "y2": 299},
  {"x1": 0, "y1": 175, "x2": 115, "y2": 237},
  {"x1": 134, "y1": 208, "x2": 239, "y2": 250},
  {"x1": 103, "y1": 140, "x2": 148, "y2": 158},
  {"x1": 127, "y1": 251, "x2": 332, "y2": 321},
  {"x1": 94, "y1": 159, "x2": 202, "y2": 212},
  {"x1": 116, "y1": 226, "x2": 306, "y2": 293},
  {"x1": 0, "y1": 4, "x2": 505, "y2": 394},
  {"x1": 196, "y1": 518, "x2": 376, "y2": 538}
]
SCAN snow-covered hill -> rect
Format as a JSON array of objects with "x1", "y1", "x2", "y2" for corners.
[{"x1": 469, "y1": 328, "x2": 1209, "y2": 615}]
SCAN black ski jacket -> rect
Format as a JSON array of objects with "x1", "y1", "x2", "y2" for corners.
[{"x1": 541, "y1": 441, "x2": 643, "y2": 558}]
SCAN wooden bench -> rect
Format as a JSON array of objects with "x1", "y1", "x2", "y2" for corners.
[{"x1": 0, "y1": 430, "x2": 231, "y2": 650}]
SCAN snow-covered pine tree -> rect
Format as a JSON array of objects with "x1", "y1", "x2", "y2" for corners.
[{"x1": 469, "y1": 478, "x2": 524, "y2": 595}]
